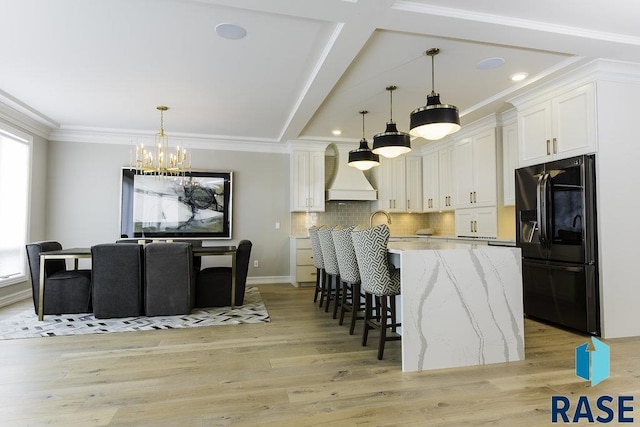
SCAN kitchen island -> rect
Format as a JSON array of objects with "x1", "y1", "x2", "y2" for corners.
[{"x1": 387, "y1": 241, "x2": 523, "y2": 372}]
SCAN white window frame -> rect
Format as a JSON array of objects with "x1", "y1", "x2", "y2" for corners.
[{"x1": 0, "y1": 121, "x2": 32, "y2": 288}]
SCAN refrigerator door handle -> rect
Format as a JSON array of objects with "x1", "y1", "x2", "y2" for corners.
[{"x1": 536, "y1": 174, "x2": 546, "y2": 244}]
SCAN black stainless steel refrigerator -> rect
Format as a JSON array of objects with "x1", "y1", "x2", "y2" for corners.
[{"x1": 515, "y1": 154, "x2": 599, "y2": 335}]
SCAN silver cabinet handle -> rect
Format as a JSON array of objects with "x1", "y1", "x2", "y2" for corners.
[
  {"x1": 546, "y1": 139, "x2": 551, "y2": 155},
  {"x1": 469, "y1": 192, "x2": 473, "y2": 203},
  {"x1": 407, "y1": 200, "x2": 410, "y2": 210},
  {"x1": 470, "y1": 221, "x2": 473, "y2": 233},
  {"x1": 473, "y1": 191, "x2": 477, "y2": 203},
  {"x1": 553, "y1": 137, "x2": 558, "y2": 154}
]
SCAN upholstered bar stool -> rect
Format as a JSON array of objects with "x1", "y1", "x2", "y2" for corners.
[
  {"x1": 331, "y1": 226, "x2": 363, "y2": 334},
  {"x1": 318, "y1": 227, "x2": 342, "y2": 319},
  {"x1": 307, "y1": 226, "x2": 326, "y2": 306},
  {"x1": 351, "y1": 224, "x2": 401, "y2": 360}
]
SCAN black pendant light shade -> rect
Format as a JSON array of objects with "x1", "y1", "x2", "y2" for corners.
[
  {"x1": 348, "y1": 111, "x2": 380, "y2": 171},
  {"x1": 409, "y1": 49, "x2": 461, "y2": 141},
  {"x1": 372, "y1": 86, "x2": 411, "y2": 158}
]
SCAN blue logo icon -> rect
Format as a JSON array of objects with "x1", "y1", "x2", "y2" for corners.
[{"x1": 576, "y1": 337, "x2": 610, "y2": 386}]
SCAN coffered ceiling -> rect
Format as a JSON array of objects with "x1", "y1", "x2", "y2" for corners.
[{"x1": 1, "y1": 0, "x2": 640, "y2": 150}]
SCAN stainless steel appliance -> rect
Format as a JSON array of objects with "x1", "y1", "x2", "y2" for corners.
[{"x1": 515, "y1": 154, "x2": 599, "y2": 335}]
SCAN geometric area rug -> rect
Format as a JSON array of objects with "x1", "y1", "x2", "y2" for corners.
[{"x1": 0, "y1": 286, "x2": 270, "y2": 340}]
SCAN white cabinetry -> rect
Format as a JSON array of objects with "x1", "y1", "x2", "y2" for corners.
[
  {"x1": 374, "y1": 156, "x2": 422, "y2": 212},
  {"x1": 517, "y1": 82, "x2": 596, "y2": 167},
  {"x1": 454, "y1": 128, "x2": 497, "y2": 209},
  {"x1": 290, "y1": 149, "x2": 325, "y2": 212},
  {"x1": 405, "y1": 156, "x2": 422, "y2": 213},
  {"x1": 455, "y1": 207, "x2": 497, "y2": 238},
  {"x1": 422, "y1": 150, "x2": 439, "y2": 212},
  {"x1": 502, "y1": 120, "x2": 518, "y2": 206},
  {"x1": 438, "y1": 143, "x2": 456, "y2": 210},
  {"x1": 289, "y1": 237, "x2": 316, "y2": 286}
]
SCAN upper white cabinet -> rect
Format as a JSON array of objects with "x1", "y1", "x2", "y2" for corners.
[
  {"x1": 422, "y1": 150, "x2": 439, "y2": 212},
  {"x1": 438, "y1": 144, "x2": 456, "y2": 210},
  {"x1": 374, "y1": 155, "x2": 422, "y2": 212},
  {"x1": 517, "y1": 82, "x2": 596, "y2": 167},
  {"x1": 454, "y1": 128, "x2": 497, "y2": 209},
  {"x1": 422, "y1": 141, "x2": 455, "y2": 212},
  {"x1": 405, "y1": 156, "x2": 423, "y2": 213},
  {"x1": 502, "y1": 120, "x2": 518, "y2": 206},
  {"x1": 290, "y1": 148, "x2": 325, "y2": 212}
]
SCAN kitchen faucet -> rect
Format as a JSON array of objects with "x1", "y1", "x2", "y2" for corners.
[{"x1": 369, "y1": 210, "x2": 392, "y2": 228}]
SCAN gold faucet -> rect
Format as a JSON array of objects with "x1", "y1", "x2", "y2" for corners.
[{"x1": 369, "y1": 210, "x2": 392, "y2": 228}]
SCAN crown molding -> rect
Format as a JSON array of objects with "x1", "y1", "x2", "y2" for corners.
[
  {"x1": 48, "y1": 126, "x2": 290, "y2": 154},
  {"x1": 0, "y1": 91, "x2": 58, "y2": 139},
  {"x1": 393, "y1": 1, "x2": 640, "y2": 46}
]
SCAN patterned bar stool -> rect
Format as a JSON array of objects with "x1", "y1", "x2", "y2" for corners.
[
  {"x1": 318, "y1": 227, "x2": 342, "y2": 319},
  {"x1": 351, "y1": 224, "x2": 401, "y2": 360},
  {"x1": 307, "y1": 226, "x2": 326, "y2": 306},
  {"x1": 332, "y1": 225, "x2": 364, "y2": 335}
]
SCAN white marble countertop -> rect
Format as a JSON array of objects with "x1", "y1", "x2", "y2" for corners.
[{"x1": 387, "y1": 241, "x2": 487, "y2": 251}]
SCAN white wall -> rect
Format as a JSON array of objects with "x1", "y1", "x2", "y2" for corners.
[
  {"x1": 45, "y1": 141, "x2": 292, "y2": 281},
  {"x1": 596, "y1": 78, "x2": 640, "y2": 338}
]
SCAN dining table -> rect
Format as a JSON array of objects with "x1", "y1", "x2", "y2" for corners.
[{"x1": 37, "y1": 243, "x2": 237, "y2": 321}]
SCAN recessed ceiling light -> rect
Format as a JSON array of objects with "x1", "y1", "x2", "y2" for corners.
[
  {"x1": 332, "y1": 129, "x2": 342, "y2": 136},
  {"x1": 476, "y1": 57, "x2": 505, "y2": 70},
  {"x1": 509, "y1": 72, "x2": 529, "y2": 82},
  {"x1": 215, "y1": 23, "x2": 247, "y2": 40}
]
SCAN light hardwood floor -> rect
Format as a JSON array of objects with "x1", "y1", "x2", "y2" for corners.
[{"x1": 1, "y1": 284, "x2": 639, "y2": 426}]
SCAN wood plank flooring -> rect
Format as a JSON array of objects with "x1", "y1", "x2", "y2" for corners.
[{"x1": 1, "y1": 284, "x2": 639, "y2": 426}]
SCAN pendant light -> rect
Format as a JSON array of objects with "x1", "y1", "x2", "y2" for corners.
[
  {"x1": 348, "y1": 110, "x2": 380, "y2": 171},
  {"x1": 409, "y1": 48, "x2": 461, "y2": 141},
  {"x1": 372, "y1": 85, "x2": 411, "y2": 158}
]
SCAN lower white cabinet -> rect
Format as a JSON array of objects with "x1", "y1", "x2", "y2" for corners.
[
  {"x1": 290, "y1": 237, "x2": 317, "y2": 286},
  {"x1": 455, "y1": 207, "x2": 497, "y2": 238}
]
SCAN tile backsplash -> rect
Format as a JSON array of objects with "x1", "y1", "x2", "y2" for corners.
[{"x1": 290, "y1": 201, "x2": 455, "y2": 237}]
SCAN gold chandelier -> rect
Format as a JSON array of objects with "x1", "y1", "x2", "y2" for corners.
[{"x1": 131, "y1": 106, "x2": 191, "y2": 176}]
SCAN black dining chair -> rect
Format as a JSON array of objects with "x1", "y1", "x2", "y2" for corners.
[
  {"x1": 144, "y1": 242, "x2": 195, "y2": 316},
  {"x1": 25, "y1": 241, "x2": 92, "y2": 315},
  {"x1": 195, "y1": 240, "x2": 252, "y2": 307},
  {"x1": 91, "y1": 243, "x2": 144, "y2": 318}
]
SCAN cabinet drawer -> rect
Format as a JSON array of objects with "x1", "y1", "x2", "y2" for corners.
[
  {"x1": 295, "y1": 238, "x2": 311, "y2": 249},
  {"x1": 296, "y1": 265, "x2": 317, "y2": 282},
  {"x1": 296, "y1": 248, "x2": 314, "y2": 265}
]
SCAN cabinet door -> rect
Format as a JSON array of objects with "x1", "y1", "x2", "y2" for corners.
[
  {"x1": 308, "y1": 151, "x2": 325, "y2": 211},
  {"x1": 405, "y1": 156, "x2": 422, "y2": 212},
  {"x1": 552, "y1": 83, "x2": 597, "y2": 159},
  {"x1": 502, "y1": 122, "x2": 518, "y2": 206},
  {"x1": 474, "y1": 207, "x2": 498, "y2": 238},
  {"x1": 422, "y1": 151, "x2": 439, "y2": 212},
  {"x1": 439, "y1": 145, "x2": 455, "y2": 210},
  {"x1": 472, "y1": 128, "x2": 497, "y2": 207},
  {"x1": 454, "y1": 209, "x2": 475, "y2": 237},
  {"x1": 290, "y1": 151, "x2": 324, "y2": 212},
  {"x1": 291, "y1": 151, "x2": 310, "y2": 211},
  {"x1": 454, "y1": 138, "x2": 474, "y2": 208},
  {"x1": 375, "y1": 159, "x2": 393, "y2": 210},
  {"x1": 518, "y1": 101, "x2": 552, "y2": 167},
  {"x1": 388, "y1": 157, "x2": 406, "y2": 212}
]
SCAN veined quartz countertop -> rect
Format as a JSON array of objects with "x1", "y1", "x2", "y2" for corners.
[{"x1": 387, "y1": 241, "x2": 524, "y2": 372}]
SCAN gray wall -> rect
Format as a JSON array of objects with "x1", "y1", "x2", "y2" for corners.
[{"x1": 45, "y1": 141, "x2": 291, "y2": 280}]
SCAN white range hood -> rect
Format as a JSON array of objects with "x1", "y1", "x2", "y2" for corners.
[{"x1": 325, "y1": 143, "x2": 377, "y2": 201}]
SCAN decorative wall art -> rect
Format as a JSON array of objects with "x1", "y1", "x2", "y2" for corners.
[{"x1": 120, "y1": 168, "x2": 232, "y2": 239}]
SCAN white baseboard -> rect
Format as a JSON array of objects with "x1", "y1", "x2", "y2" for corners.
[
  {"x1": 0, "y1": 288, "x2": 31, "y2": 308},
  {"x1": 246, "y1": 276, "x2": 294, "y2": 286}
]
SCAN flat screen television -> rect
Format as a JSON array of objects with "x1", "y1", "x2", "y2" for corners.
[{"x1": 120, "y1": 168, "x2": 232, "y2": 239}]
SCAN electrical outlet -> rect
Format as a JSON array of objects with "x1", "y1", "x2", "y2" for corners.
[{"x1": 253, "y1": 260, "x2": 259, "y2": 268}]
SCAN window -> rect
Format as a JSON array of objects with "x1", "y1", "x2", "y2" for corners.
[{"x1": 0, "y1": 123, "x2": 31, "y2": 287}]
